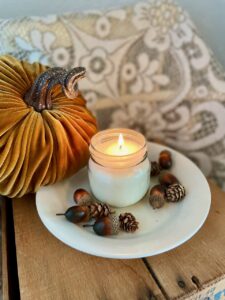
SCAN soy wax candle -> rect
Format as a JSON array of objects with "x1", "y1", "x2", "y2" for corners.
[{"x1": 88, "y1": 128, "x2": 150, "y2": 207}]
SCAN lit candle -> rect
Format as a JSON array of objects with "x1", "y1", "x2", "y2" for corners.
[
  {"x1": 88, "y1": 128, "x2": 150, "y2": 207},
  {"x1": 104, "y1": 133, "x2": 140, "y2": 156}
]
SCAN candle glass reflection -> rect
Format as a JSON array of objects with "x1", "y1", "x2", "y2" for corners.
[{"x1": 88, "y1": 128, "x2": 150, "y2": 207}]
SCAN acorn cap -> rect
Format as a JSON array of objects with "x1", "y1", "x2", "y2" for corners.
[
  {"x1": 149, "y1": 184, "x2": 166, "y2": 209},
  {"x1": 149, "y1": 195, "x2": 165, "y2": 209}
]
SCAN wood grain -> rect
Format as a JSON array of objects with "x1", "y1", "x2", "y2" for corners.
[
  {"x1": 1, "y1": 198, "x2": 9, "y2": 300},
  {"x1": 146, "y1": 181, "x2": 225, "y2": 299},
  {"x1": 12, "y1": 194, "x2": 164, "y2": 300}
]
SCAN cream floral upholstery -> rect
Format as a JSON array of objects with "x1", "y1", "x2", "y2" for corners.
[{"x1": 1, "y1": 0, "x2": 225, "y2": 189}]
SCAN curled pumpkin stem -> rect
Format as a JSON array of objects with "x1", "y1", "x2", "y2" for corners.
[{"x1": 24, "y1": 67, "x2": 86, "y2": 112}]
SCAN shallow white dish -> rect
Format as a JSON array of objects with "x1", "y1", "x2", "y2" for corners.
[{"x1": 36, "y1": 142, "x2": 211, "y2": 259}]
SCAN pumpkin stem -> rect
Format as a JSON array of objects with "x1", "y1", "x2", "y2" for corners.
[{"x1": 24, "y1": 67, "x2": 86, "y2": 112}]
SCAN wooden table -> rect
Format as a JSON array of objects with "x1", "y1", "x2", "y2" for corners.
[{"x1": 2, "y1": 181, "x2": 225, "y2": 300}]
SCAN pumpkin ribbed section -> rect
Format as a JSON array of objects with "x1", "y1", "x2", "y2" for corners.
[{"x1": 0, "y1": 56, "x2": 97, "y2": 197}]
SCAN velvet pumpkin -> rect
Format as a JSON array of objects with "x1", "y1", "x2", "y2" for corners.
[{"x1": 0, "y1": 55, "x2": 97, "y2": 198}]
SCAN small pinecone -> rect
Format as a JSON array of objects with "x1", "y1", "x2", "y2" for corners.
[
  {"x1": 119, "y1": 213, "x2": 139, "y2": 233},
  {"x1": 151, "y1": 161, "x2": 161, "y2": 176},
  {"x1": 166, "y1": 184, "x2": 185, "y2": 202},
  {"x1": 88, "y1": 202, "x2": 112, "y2": 219}
]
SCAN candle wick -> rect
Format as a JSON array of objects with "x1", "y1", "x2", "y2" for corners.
[{"x1": 119, "y1": 144, "x2": 122, "y2": 150}]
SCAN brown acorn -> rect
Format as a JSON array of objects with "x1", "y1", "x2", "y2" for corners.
[
  {"x1": 159, "y1": 150, "x2": 172, "y2": 170},
  {"x1": 149, "y1": 184, "x2": 166, "y2": 209},
  {"x1": 73, "y1": 188, "x2": 92, "y2": 205},
  {"x1": 56, "y1": 206, "x2": 90, "y2": 223},
  {"x1": 150, "y1": 161, "x2": 161, "y2": 176},
  {"x1": 84, "y1": 216, "x2": 120, "y2": 236},
  {"x1": 159, "y1": 172, "x2": 180, "y2": 187}
]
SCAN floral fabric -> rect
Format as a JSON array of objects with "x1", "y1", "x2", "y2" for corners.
[{"x1": 1, "y1": 0, "x2": 225, "y2": 189}]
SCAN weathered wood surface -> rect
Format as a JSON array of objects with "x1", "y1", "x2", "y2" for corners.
[
  {"x1": 12, "y1": 194, "x2": 164, "y2": 300},
  {"x1": 146, "y1": 181, "x2": 225, "y2": 299},
  {"x1": 2, "y1": 181, "x2": 224, "y2": 300}
]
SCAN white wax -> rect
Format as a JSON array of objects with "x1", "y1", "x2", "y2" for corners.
[{"x1": 88, "y1": 157, "x2": 150, "y2": 207}]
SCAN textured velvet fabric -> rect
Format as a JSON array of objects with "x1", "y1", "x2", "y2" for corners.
[{"x1": 0, "y1": 55, "x2": 97, "y2": 197}]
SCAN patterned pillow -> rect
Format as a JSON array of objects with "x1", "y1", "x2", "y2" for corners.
[{"x1": 1, "y1": 0, "x2": 225, "y2": 189}]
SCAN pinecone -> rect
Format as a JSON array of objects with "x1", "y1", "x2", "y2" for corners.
[
  {"x1": 88, "y1": 202, "x2": 112, "y2": 219},
  {"x1": 119, "y1": 213, "x2": 139, "y2": 233},
  {"x1": 166, "y1": 184, "x2": 185, "y2": 202},
  {"x1": 151, "y1": 161, "x2": 161, "y2": 176}
]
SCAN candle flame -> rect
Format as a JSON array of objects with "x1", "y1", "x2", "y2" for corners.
[{"x1": 118, "y1": 133, "x2": 124, "y2": 150}]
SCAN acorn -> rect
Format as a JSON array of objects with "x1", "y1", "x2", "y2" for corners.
[
  {"x1": 84, "y1": 216, "x2": 120, "y2": 236},
  {"x1": 159, "y1": 172, "x2": 180, "y2": 187},
  {"x1": 159, "y1": 150, "x2": 172, "y2": 170},
  {"x1": 73, "y1": 188, "x2": 92, "y2": 205},
  {"x1": 149, "y1": 184, "x2": 166, "y2": 209},
  {"x1": 56, "y1": 206, "x2": 90, "y2": 223},
  {"x1": 150, "y1": 161, "x2": 161, "y2": 176}
]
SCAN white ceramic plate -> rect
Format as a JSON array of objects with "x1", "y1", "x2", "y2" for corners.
[{"x1": 36, "y1": 142, "x2": 211, "y2": 259}]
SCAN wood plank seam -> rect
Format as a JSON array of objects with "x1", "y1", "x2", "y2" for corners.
[
  {"x1": 142, "y1": 258, "x2": 170, "y2": 300},
  {"x1": 121, "y1": 260, "x2": 162, "y2": 300},
  {"x1": 5, "y1": 199, "x2": 20, "y2": 300}
]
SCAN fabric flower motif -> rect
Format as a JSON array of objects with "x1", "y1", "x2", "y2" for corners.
[
  {"x1": 110, "y1": 100, "x2": 166, "y2": 140},
  {"x1": 195, "y1": 85, "x2": 209, "y2": 98},
  {"x1": 122, "y1": 52, "x2": 170, "y2": 94},
  {"x1": 144, "y1": 29, "x2": 170, "y2": 52},
  {"x1": 133, "y1": 0, "x2": 193, "y2": 50},
  {"x1": 95, "y1": 16, "x2": 111, "y2": 38},
  {"x1": 81, "y1": 48, "x2": 113, "y2": 83},
  {"x1": 51, "y1": 47, "x2": 70, "y2": 67},
  {"x1": 169, "y1": 22, "x2": 193, "y2": 48},
  {"x1": 15, "y1": 30, "x2": 71, "y2": 67},
  {"x1": 94, "y1": 9, "x2": 126, "y2": 38},
  {"x1": 133, "y1": 0, "x2": 184, "y2": 32}
]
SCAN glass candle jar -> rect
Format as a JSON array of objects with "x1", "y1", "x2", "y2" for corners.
[{"x1": 88, "y1": 128, "x2": 150, "y2": 207}]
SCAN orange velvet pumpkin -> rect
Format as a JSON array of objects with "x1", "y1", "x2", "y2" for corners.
[{"x1": 0, "y1": 55, "x2": 97, "y2": 198}]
